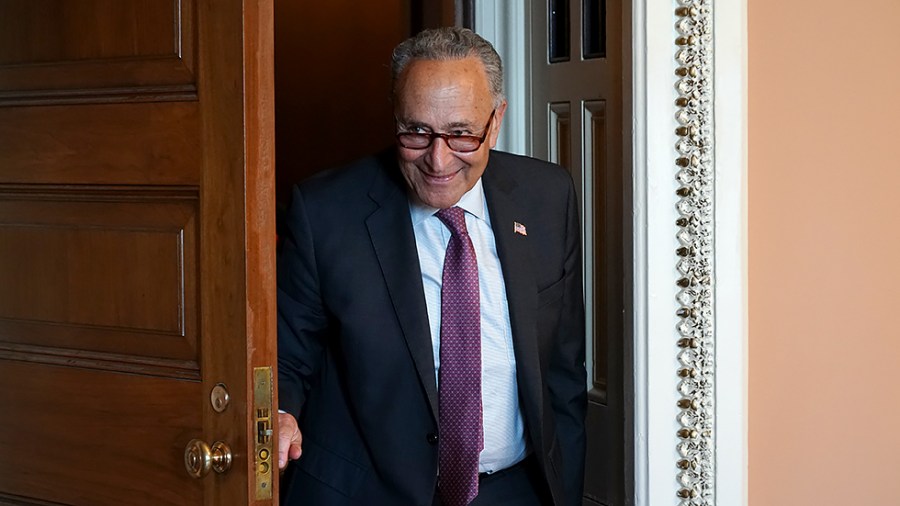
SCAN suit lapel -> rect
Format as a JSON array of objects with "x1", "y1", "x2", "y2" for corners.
[
  {"x1": 365, "y1": 160, "x2": 439, "y2": 420},
  {"x1": 482, "y1": 155, "x2": 545, "y2": 448}
]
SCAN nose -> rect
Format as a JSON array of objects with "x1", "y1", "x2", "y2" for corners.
[{"x1": 426, "y1": 136, "x2": 456, "y2": 171}]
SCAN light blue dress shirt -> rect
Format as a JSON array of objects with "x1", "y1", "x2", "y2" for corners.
[{"x1": 409, "y1": 178, "x2": 527, "y2": 474}]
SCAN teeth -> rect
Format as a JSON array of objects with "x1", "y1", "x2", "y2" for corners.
[{"x1": 419, "y1": 167, "x2": 460, "y2": 183}]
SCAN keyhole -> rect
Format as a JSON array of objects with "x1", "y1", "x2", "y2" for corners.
[{"x1": 211, "y1": 383, "x2": 230, "y2": 413}]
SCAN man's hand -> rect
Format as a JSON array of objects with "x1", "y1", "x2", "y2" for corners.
[{"x1": 277, "y1": 411, "x2": 303, "y2": 470}]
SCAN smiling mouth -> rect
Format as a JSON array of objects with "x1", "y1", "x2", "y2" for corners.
[{"x1": 421, "y1": 168, "x2": 461, "y2": 183}]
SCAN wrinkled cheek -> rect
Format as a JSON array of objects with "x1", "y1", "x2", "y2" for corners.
[{"x1": 397, "y1": 163, "x2": 419, "y2": 188}]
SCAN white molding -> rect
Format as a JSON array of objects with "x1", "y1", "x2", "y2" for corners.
[
  {"x1": 474, "y1": 1, "x2": 532, "y2": 156},
  {"x1": 712, "y1": 0, "x2": 748, "y2": 503},
  {"x1": 636, "y1": 0, "x2": 683, "y2": 503},
  {"x1": 631, "y1": 0, "x2": 651, "y2": 501},
  {"x1": 638, "y1": 0, "x2": 748, "y2": 504}
]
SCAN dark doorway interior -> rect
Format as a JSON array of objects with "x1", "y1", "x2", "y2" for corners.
[{"x1": 274, "y1": 1, "x2": 404, "y2": 205}]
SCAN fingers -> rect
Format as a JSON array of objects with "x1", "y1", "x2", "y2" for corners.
[{"x1": 277, "y1": 411, "x2": 303, "y2": 470}]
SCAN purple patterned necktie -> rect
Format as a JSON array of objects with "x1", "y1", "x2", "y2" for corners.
[{"x1": 435, "y1": 207, "x2": 483, "y2": 506}]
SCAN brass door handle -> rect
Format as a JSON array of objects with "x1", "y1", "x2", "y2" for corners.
[{"x1": 184, "y1": 439, "x2": 233, "y2": 478}]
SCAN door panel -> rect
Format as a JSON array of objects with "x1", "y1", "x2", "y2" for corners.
[
  {"x1": 0, "y1": 190, "x2": 199, "y2": 362},
  {"x1": 0, "y1": 361, "x2": 201, "y2": 504},
  {"x1": 0, "y1": 1, "x2": 276, "y2": 504},
  {"x1": 531, "y1": 1, "x2": 625, "y2": 505},
  {"x1": 0, "y1": 103, "x2": 201, "y2": 184},
  {"x1": 0, "y1": 0, "x2": 196, "y2": 102}
]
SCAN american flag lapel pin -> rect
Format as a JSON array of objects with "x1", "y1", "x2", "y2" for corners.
[{"x1": 513, "y1": 221, "x2": 527, "y2": 236}]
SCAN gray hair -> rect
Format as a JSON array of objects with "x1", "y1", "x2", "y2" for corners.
[{"x1": 391, "y1": 27, "x2": 505, "y2": 107}]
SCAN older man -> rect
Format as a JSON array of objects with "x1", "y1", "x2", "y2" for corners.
[{"x1": 277, "y1": 27, "x2": 586, "y2": 506}]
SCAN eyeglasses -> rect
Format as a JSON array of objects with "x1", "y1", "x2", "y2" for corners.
[{"x1": 396, "y1": 110, "x2": 496, "y2": 153}]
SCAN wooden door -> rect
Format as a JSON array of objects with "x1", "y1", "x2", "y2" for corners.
[
  {"x1": 530, "y1": 1, "x2": 626, "y2": 505},
  {"x1": 0, "y1": 1, "x2": 277, "y2": 505}
]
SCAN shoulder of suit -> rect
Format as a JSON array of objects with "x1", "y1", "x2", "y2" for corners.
[
  {"x1": 488, "y1": 150, "x2": 574, "y2": 190},
  {"x1": 295, "y1": 149, "x2": 399, "y2": 204}
]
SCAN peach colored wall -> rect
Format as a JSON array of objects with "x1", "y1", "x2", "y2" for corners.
[{"x1": 749, "y1": 1, "x2": 900, "y2": 504}]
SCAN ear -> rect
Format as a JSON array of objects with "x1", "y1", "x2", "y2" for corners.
[{"x1": 487, "y1": 100, "x2": 508, "y2": 149}]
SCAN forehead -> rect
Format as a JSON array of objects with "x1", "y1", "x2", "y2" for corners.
[{"x1": 394, "y1": 57, "x2": 493, "y2": 122}]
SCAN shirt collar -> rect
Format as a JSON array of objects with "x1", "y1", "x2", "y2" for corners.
[{"x1": 408, "y1": 178, "x2": 487, "y2": 226}]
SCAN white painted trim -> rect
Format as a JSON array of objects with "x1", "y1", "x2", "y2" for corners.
[
  {"x1": 637, "y1": 0, "x2": 749, "y2": 504},
  {"x1": 630, "y1": 0, "x2": 650, "y2": 502},
  {"x1": 712, "y1": 0, "x2": 749, "y2": 503},
  {"x1": 474, "y1": 1, "x2": 532, "y2": 156},
  {"x1": 636, "y1": 0, "x2": 682, "y2": 503}
]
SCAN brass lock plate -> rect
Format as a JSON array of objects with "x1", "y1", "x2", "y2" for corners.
[{"x1": 253, "y1": 367, "x2": 274, "y2": 499}]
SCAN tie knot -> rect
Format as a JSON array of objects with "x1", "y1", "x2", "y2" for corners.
[{"x1": 435, "y1": 207, "x2": 469, "y2": 237}]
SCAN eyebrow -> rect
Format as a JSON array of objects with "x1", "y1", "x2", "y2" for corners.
[
  {"x1": 397, "y1": 118, "x2": 478, "y2": 132},
  {"x1": 444, "y1": 120, "x2": 476, "y2": 131}
]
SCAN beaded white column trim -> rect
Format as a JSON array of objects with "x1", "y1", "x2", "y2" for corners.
[{"x1": 673, "y1": 0, "x2": 715, "y2": 504}]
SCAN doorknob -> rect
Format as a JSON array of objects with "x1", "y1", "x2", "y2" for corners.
[{"x1": 184, "y1": 439, "x2": 233, "y2": 478}]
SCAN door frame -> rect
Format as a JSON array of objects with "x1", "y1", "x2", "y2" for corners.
[{"x1": 475, "y1": 1, "x2": 748, "y2": 504}]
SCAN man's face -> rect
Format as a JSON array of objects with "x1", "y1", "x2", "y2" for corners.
[{"x1": 393, "y1": 57, "x2": 507, "y2": 209}]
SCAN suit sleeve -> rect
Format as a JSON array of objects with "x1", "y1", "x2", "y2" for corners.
[
  {"x1": 277, "y1": 185, "x2": 330, "y2": 417},
  {"x1": 547, "y1": 176, "x2": 588, "y2": 505}
]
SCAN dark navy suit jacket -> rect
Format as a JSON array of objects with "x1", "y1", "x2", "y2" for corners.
[{"x1": 277, "y1": 149, "x2": 586, "y2": 505}]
